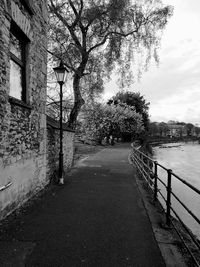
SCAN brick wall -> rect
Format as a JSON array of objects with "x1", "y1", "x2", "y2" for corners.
[{"x1": 0, "y1": 0, "x2": 48, "y2": 219}]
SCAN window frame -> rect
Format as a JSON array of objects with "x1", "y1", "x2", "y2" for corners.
[{"x1": 9, "y1": 22, "x2": 29, "y2": 103}]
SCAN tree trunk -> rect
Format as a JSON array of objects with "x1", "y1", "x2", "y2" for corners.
[
  {"x1": 68, "y1": 55, "x2": 88, "y2": 130},
  {"x1": 68, "y1": 73, "x2": 85, "y2": 130}
]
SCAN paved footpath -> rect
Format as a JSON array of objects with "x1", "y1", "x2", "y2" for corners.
[{"x1": 0, "y1": 144, "x2": 165, "y2": 267}]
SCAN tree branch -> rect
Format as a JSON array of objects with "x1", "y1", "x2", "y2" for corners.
[
  {"x1": 49, "y1": 0, "x2": 83, "y2": 53},
  {"x1": 88, "y1": 29, "x2": 138, "y2": 53},
  {"x1": 47, "y1": 49, "x2": 75, "y2": 71}
]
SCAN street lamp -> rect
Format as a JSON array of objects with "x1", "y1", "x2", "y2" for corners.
[{"x1": 53, "y1": 60, "x2": 67, "y2": 185}]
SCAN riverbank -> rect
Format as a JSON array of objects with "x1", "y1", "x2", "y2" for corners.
[{"x1": 150, "y1": 138, "x2": 199, "y2": 147}]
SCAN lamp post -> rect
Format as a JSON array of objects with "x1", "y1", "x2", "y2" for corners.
[{"x1": 53, "y1": 60, "x2": 67, "y2": 185}]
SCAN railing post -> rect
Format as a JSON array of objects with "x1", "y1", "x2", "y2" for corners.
[
  {"x1": 166, "y1": 169, "x2": 172, "y2": 226},
  {"x1": 154, "y1": 161, "x2": 158, "y2": 201}
]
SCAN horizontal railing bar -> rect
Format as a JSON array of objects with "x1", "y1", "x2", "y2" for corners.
[
  {"x1": 135, "y1": 163, "x2": 150, "y2": 186},
  {"x1": 132, "y1": 147, "x2": 154, "y2": 163},
  {"x1": 132, "y1": 154, "x2": 149, "y2": 174},
  {"x1": 132, "y1": 153, "x2": 155, "y2": 187},
  {"x1": 156, "y1": 162, "x2": 169, "y2": 171},
  {"x1": 157, "y1": 176, "x2": 167, "y2": 188},
  {"x1": 133, "y1": 156, "x2": 146, "y2": 176},
  {"x1": 0, "y1": 182, "x2": 12, "y2": 192},
  {"x1": 136, "y1": 156, "x2": 153, "y2": 173},
  {"x1": 170, "y1": 219, "x2": 200, "y2": 267},
  {"x1": 158, "y1": 190, "x2": 167, "y2": 205},
  {"x1": 131, "y1": 145, "x2": 200, "y2": 266},
  {"x1": 171, "y1": 172, "x2": 200, "y2": 196},
  {"x1": 133, "y1": 146, "x2": 172, "y2": 171},
  {"x1": 170, "y1": 206, "x2": 200, "y2": 251},
  {"x1": 133, "y1": 153, "x2": 151, "y2": 167},
  {"x1": 171, "y1": 191, "x2": 200, "y2": 225},
  {"x1": 134, "y1": 158, "x2": 149, "y2": 182},
  {"x1": 132, "y1": 146, "x2": 200, "y2": 195},
  {"x1": 134, "y1": 158, "x2": 154, "y2": 191},
  {"x1": 133, "y1": 154, "x2": 167, "y2": 199}
]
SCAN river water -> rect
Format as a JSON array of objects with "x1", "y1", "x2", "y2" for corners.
[{"x1": 153, "y1": 142, "x2": 200, "y2": 239}]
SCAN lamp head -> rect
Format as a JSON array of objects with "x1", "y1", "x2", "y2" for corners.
[{"x1": 53, "y1": 60, "x2": 67, "y2": 83}]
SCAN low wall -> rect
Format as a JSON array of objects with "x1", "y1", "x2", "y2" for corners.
[
  {"x1": 0, "y1": 105, "x2": 47, "y2": 221},
  {"x1": 0, "y1": 115, "x2": 75, "y2": 221},
  {"x1": 46, "y1": 116, "x2": 75, "y2": 181}
]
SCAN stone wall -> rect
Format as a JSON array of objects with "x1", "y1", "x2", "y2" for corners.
[
  {"x1": 0, "y1": 0, "x2": 48, "y2": 219},
  {"x1": 46, "y1": 116, "x2": 75, "y2": 181}
]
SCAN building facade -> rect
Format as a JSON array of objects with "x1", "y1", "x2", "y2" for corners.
[
  {"x1": 0, "y1": 0, "x2": 48, "y2": 219},
  {"x1": 168, "y1": 124, "x2": 187, "y2": 138}
]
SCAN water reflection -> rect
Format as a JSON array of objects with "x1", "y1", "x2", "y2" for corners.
[{"x1": 153, "y1": 142, "x2": 200, "y2": 239}]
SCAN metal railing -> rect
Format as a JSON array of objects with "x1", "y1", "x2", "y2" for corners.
[
  {"x1": 0, "y1": 182, "x2": 12, "y2": 192},
  {"x1": 130, "y1": 145, "x2": 200, "y2": 267}
]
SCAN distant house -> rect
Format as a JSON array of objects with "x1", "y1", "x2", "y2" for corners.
[{"x1": 167, "y1": 124, "x2": 187, "y2": 138}]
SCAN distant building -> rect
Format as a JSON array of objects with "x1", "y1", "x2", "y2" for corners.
[{"x1": 167, "y1": 124, "x2": 187, "y2": 138}]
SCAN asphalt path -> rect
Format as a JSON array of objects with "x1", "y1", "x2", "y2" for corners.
[{"x1": 0, "y1": 143, "x2": 165, "y2": 266}]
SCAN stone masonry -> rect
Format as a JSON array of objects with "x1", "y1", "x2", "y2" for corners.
[
  {"x1": 46, "y1": 116, "x2": 75, "y2": 182},
  {"x1": 0, "y1": 0, "x2": 48, "y2": 219}
]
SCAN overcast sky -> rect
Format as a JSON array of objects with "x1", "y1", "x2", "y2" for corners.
[{"x1": 103, "y1": 0, "x2": 200, "y2": 125}]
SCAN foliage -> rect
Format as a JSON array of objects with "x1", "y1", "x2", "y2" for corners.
[
  {"x1": 48, "y1": 0, "x2": 173, "y2": 129},
  {"x1": 108, "y1": 91, "x2": 150, "y2": 130},
  {"x1": 194, "y1": 126, "x2": 200, "y2": 136},
  {"x1": 81, "y1": 102, "x2": 144, "y2": 144},
  {"x1": 185, "y1": 123, "x2": 194, "y2": 137},
  {"x1": 149, "y1": 122, "x2": 159, "y2": 136},
  {"x1": 149, "y1": 121, "x2": 170, "y2": 137},
  {"x1": 46, "y1": 98, "x2": 73, "y2": 122},
  {"x1": 158, "y1": 122, "x2": 169, "y2": 136}
]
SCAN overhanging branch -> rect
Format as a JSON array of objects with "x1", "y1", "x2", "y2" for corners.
[{"x1": 88, "y1": 29, "x2": 138, "y2": 53}]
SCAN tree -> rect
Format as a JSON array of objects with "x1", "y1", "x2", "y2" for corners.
[
  {"x1": 185, "y1": 123, "x2": 194, "y2": 137},
  {"x1": 81, "y1": 102, "x2": 144, "y2": 144},
  {"x1": 109, "y1": 91, "x2": 150, "y2": 130},
  {"x1": 46, "y1": 98, "x2": 73, "y2": 122},
  {"x1": 158, "y1": 122, "x2": 169, "y2": 137},
  {"x1": 149, "y1": 122, "x2": 159, "y2": 137},
  {"x1": 194, "y1": 126, "x2": 200, "y2": 137},
  {"x1": 48, "y1": 0, "x2": 173, "y2": 129}
]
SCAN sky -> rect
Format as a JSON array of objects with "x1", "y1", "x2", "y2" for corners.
[{"x1": 103, "y1": 0, "x2": 200, "y2": 125}]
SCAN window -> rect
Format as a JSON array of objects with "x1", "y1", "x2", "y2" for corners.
[
  {"x1": 9, "y1": 24, "x2": 27, "y2": 102},
  {"x1": 20, "y1": 0, "x2": 34, "y2": 15}
]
